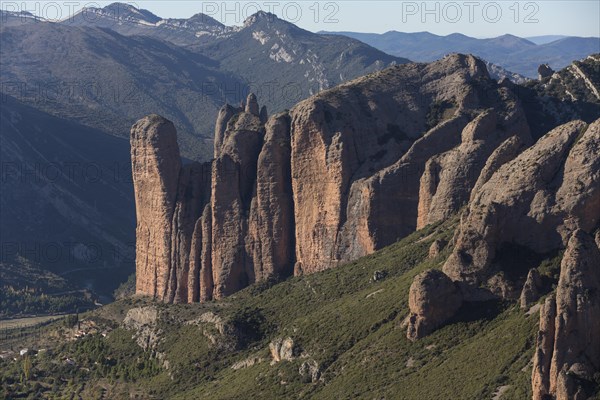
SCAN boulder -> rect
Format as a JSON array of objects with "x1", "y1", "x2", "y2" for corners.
[
  {"x1": 428, "y1": 239, "x2": 448, "y2": 259},
  {"x1": 406, "y1": 269, "x2": 463, "y2": 340}
]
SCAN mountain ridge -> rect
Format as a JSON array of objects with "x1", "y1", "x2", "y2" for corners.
[{"x1": 323, "y1": 30, "x2": 600, "y2": 78}]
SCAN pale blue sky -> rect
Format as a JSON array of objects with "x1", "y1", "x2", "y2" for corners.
[{"x1": 4, "y1": 1, "x2": 600, "y2": 38}]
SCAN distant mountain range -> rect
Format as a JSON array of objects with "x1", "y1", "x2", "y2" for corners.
[
  {"x1": 59, "y1": 5, "x2": 410, "y2": 111},
  {"x1": 0, "y1": 20, "x2": 244, "y2": 160},
  {"x1": 323, "y1": 31, "x2": 599, "y2": 78},
  {"x1": 189, "y1": 11, "x2": 407, "y2": 109},
  {"x1": 61, "y1": 2, "x2": 235, "y2": 46},
  {"x1": 525, "y1": 35, "x2": 569, "y2": 45},
  {"x1": 1, "y1": 5, "x2": 407, "y2": 156}
]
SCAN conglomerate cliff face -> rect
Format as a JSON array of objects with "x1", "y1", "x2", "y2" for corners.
[
  {"x1": 404, "y1": 117, "x2": 598, "y2": 331},
  {"x1": 132, "y1": 95, "x2": 296, "y2": 301},
  {"x1": 443, "y1": 118, "x2": 599, "y2": 293},
  {"x1": 131, "y1": 54, "x2": 598, "y2": 310},
  {"x1": 131, "y1": 54, "x2": 533, "y2": 301},
  {"x1": 130, "y1": 115, "x2": 211, "y2": 302},
  {"x1": 532, "y1": 230, "x2": 600, "y2": 400},
  {"x1": 130, "y1": 115, "x2": 181, "y2": 299},
  {"x1": 290, "y1": 54, "x2": 531, "y2": 274}
]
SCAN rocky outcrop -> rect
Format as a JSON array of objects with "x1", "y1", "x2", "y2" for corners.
[
  {"x1": 405, "y1": 117, "x2": 598, "y2": 339},
  {"x1": 469, "y1": 135, "x2": 529, "y2": 200},
  {"x1": 417, "y1": 109, "x2": 531, "y2": 228},
  {"x1": 538, "y1": 64, "x2": 554, "y2": 80},
  {"x1": 130, "y1": 116, "x2": 182, "y2": 300},
  {"x1": 269, "y1": 337, "x2": 296, "y2": 362},
  {"x1": 299, "y1": 359, "x2": 321, "y2": 383},
  {"x1": 188, "y1": 205, "x2": 214, "y2": 303},
  {"x1": 247, "y1": 113, "x2": 295, "y2": 282},
  {"x1": 211, "y1": 103, "x2": 296, "y2": 299},
  {"x1": 532, "y1": 295, "x2": 557, "y2": 400},
  {"x1": 520, "y1": 269, "x2": 543, "y2": 309},
  {"x1": 133, "y1": 94, "x2": 297, "y2": 301},
  {"x1": 122, "y1": 306, "x2": 161, "y2": 351},
  {"x1": 214, "y1": 104, "x2": 240, "y2": 159},
  {"x1": 406, "y1": 269, "x2": 463, "y2": 341},
  {"x1": 210, "y1": 100, "x2": 265, "y2": 299},
  {"x1": 130, "y1": 115, "x2": 211, "y2": 302},
  {"x1": 520, "y1": 56, "x2": 600, "y2": 140},
  {"x1": 428, "y1": 239, "x2": 447, "y2": 259},
  {"x1": 532, "y1": 230, "x2": 600, "y2": 400},
  {"x1": 443, "y1": 118, "x2": 600, "y2": 293},
  {"x1": 169, "y1": 162, "x2": 211, "y2": 303},
  {"x1": 199, "y1": 205, "x2": 214, "y2": 302}
]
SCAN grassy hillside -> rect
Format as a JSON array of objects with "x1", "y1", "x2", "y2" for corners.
[{"x1": 1, "y1": 217, "x2": 544, "y2": 399}]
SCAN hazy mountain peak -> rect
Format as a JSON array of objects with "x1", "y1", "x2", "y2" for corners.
[
  {"x1": 445, "y1": 32, "x2": 471, "y2": 39},
  {"x1": 526, "y1": 35, "x2": 569, "y2": 45},
  {"x1": 243, "y1": 11, "x2": 279, "y2": 27},
  {"x1": 160, "y1": 12, "x2": 226, "y2": 31},
  {"x1": 73, "y1": 2, "x2": 162, "y2": 25},
  {"x1": 489, "y1": 33, "x2": 536, "y2": 46},
  {"x1": 101, "y1": 2, "x2": 161, "y2": 23},
  {"x1": 187, "y1": 12, "x2": 224, "y2": 27}
]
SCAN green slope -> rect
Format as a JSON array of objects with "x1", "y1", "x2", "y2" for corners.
[
  {"x1": 1, "y1": 217, "x2": 543, "y2": 399},
  {"x1": 167, "y1": 217, "x2": 537, "y2": 400}
]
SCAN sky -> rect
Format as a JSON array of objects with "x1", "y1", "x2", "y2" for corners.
[{"x1": 3, "y1": 1, "x2": 600, "y2": 38}]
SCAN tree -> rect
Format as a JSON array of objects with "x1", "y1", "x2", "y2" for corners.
[{"x1": 22, "y1": 354, "x2": 32, "y2": 381}]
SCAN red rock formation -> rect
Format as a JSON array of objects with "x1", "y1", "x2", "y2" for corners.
[
  {"x1": 169, "y1": 162, "x2": 210, "y2": 303},
  {"x1": 130, "y1": 115, "x2": 182, "y2": 300},
  {"x1": 128, "y1": 55, "x2": 600, "y2": 400},
  {"x1": 532, "y1": 295, "x2": 557, "y2": 400},
  {"x1": 532, "y1": 230, "x2": 600, "y2": 400},
  {"x1": 199, "y1": 205, "x2": 214, "y2": 302},
  {"x1": 247, "y1": 112, "x2": 295, "y2": 281},
  {"x1": 131, "y1": 115, "x2": 211, "y2": 302},
  {"x1": 131, "y1": 57, "x2": 598, "y2": 323},
  {"x1": 520, "y1": 268, "x2": 543, "y2": 309},
  {"x1": 290, "y1": 54, "x2": 528, "y2": 274},
  {"x1": 443, "y1": 119, "x2": 599, "y2": 290}
]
